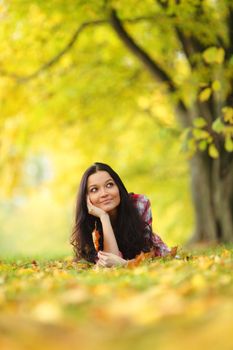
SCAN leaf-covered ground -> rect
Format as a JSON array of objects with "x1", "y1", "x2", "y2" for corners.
[{"x1": 0, "y1": 246, "x2": 232, "y2": 350}]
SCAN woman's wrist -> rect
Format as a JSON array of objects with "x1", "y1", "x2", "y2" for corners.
[{"x1": 100, "y1": 212, "x2": 109, "y2": 221}]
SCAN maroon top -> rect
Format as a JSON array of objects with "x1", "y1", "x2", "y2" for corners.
[{"x1": 130, "y1": 193, "x2": 170, "y2": 257}]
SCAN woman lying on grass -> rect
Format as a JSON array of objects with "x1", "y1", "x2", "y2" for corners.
[{"x1": 71, "y1": 162, "x2": 170, "y2": 267}]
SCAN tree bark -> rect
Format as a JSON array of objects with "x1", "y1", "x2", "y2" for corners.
[
  {"x1": 109, "y1": 7, "x2": 233, "y2": 244},
  {"x1": 188, "y1": 152, "x2": 217, "y2": 242},
  {"x1": 188, "y1": 151, "x2": 233, "y2": 244},
  {"x1": 212, "y1": 154, "x2": 233, "y2": 242}
]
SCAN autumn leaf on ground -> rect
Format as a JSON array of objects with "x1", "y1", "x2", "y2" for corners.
[
  {"x1": 127, "y1": 251, "x2": 154, "y2": 268},
  {"x1": 169, "y1": 246, "x2": 178, "y2": 257}
]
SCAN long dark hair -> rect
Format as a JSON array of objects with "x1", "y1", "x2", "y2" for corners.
[{"x1": 71, "y1": 162, "x2": 152, "y2": 263}]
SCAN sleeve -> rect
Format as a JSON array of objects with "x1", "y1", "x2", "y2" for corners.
[
  {"x1": 131, "y1": 193, "x2": 170, "y2": 257},
  {"x1": 130, "y1": 193, "x2": 152, "y2": 227},
  {"x1": 150, "y1": 233, "x2": 170, "y2": 257}
]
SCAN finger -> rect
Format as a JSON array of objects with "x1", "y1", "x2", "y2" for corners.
[
  {"x1": 98, "y1": 251, "x2": 115, "y2": 258},
  {"x1": 88, "y1": 207, "x2": 94, "y2": 214},
  {"x1": 86, "y1": 196, "x2": 91, "y2": 207},
  {"x1": 87, "y1": 201, "x2": 94, "y2": 214},
  {"x1": 98, "y1": 251, "x2": 110, "y2": 256},
  {"x1": 98, "y1": 256, "x2": 108, "y2": 263},
  {"x1": 87, "y1": 195, "x2": 92, "y2": 205},
  {"x1": 98, "y1": 251, "x2": 110, "y2": 258}
]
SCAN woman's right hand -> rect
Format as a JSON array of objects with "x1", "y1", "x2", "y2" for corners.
[
  {"x1": 87, "y1": 196, "x2": 108, "y2": 219},
  {"x1": 96, "y1": 251, "x2": 127, "y2": 268}
]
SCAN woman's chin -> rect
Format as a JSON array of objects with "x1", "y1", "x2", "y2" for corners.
[{"x1": 102, "y1": 204, "x2": 115, "y2": 212}]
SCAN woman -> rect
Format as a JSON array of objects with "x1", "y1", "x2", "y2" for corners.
[{"x1": 71, "y1": 162, "x2": 170, "y2": 267}]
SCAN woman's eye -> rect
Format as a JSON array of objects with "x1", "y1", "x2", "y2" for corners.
[
  {"x1": 90, "y1": 187, "x2": 97, "y2": 193},
  {"x1": 106, "y1": 182, "x2": 114, "y2": 188}
]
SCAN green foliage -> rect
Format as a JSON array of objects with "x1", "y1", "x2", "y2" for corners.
[
  {"x1": 1, "y1": 0, "x2": 233, "y2": 252},
  {"x1": 225, "y1": 134, "x2": 233, "y2": 152},
  {"x1": 208, "y1": 144, "x2": 219, "y2": 159},
  {"x1": 203, "y1": 47, "x2": 225, "y2": 64},
  {"x1": 212, "y1": 118, "x2": 225, "y2": 133}
]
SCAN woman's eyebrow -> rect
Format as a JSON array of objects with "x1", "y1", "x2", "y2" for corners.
[
  {"x1": 105, "y1": 178, "x2": 114, "y2": 183},
  {"x1": 88, "y1": 178, "x2": 113, "y2": 189},
  {"x1": 87, "y1": 184, "x2": 97, "y2": 189}
]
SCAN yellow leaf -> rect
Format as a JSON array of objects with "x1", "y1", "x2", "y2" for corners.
[
  {"x1": 203, "y1": 47, "x2": 225, "y2": 64},
  {"x1": 203, "y1": 47, "x2": 216, "y2": 63},
  {"x1": 220, "y1": 249, "x2": 231, "y2": 259},
  {"x1": 208, "y1": 144, "x2": 219, "y2": 158},
  {"x1": 127, "y1": 251, "x2": 154, "y2": 268},
  {"x1": 137, "y1": 96, "x2": 150, "y2": 109},
  {"x1": 31, "y1": 301, "x2": 61, "y2": 323},
  {"x1": 225, "y1": 136, "x2": 233, "y2": 152},
  {"x1": 216, "y1": 48, "x2": 225, "y2": 64},
  {"x1": 191, "y1": 274, "x2": 207, "y2": 290},
  {"x1": 222, "y1": 107, "x2": 233, "y2": 124},
  {"x1": 212, "y1": 118, "x2": 225, "y2": 133},
  {"x1": 193, "y1": 117, "x2": 207, "y2": 128},
  {"x1": 198, "y1": 256, "x2": 214, "y2": 269},
  {"x1": 212, "y1": 80, "x2": 221, "y2": 91},
  {"x1": 60, "y1": 287, "x2": 88, "y2": 305},
  {"x1": 199, "y1": 88, "x2": 212, "y2": 102},
  {"x1": 198, "y1": 140, "x2": 208, "y2": 151},
  {"x1": 193, "y1": 128, "x2": 209, "y2": 140}
]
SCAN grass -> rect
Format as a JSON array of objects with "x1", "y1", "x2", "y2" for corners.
[{"x1": 0, "y1": 245, "x2": 232, "y2": 350}]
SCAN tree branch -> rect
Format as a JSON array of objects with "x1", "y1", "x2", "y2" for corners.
[
  {"x1": 0, "y1": 19, "x2": 108, "y2": 83},
  {"x1": 0, "y1": 14, "x2": 163, "y2": 83},
  {"x1": 110, "y1": 9, "x2": 175, "y2": 91},
  {"x1": 110, "y1": 9, "x2": 188, "y2": 113},
  {"x1": 175, "y1": 29, "x2": 197, "y2": 69}
]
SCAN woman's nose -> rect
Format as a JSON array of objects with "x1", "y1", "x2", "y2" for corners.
[{"x1": 99, "y1": 187, "x2": 108, "y2": 196}]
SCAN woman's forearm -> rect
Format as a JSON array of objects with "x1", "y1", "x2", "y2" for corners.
[{"x1": 100, "y1": 213, "x2": 120, "y2": 255}]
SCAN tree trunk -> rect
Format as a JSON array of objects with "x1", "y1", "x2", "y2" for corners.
[
  {"x1": 109, "y1": 7, "x2": 233, "y2": 243},
  {"x1": 188, "y1": 151, "x2": 233, "y2": 243}
]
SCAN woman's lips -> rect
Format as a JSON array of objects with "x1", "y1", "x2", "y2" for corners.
[{"x1": 100, "y1": 199, "x2": 112, "y2": 204}]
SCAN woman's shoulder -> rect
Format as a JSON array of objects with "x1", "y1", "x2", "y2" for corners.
[
  {"x1": 129, "y1": 193, "x2": 151, "y2": 212},
  {"x1": 129, "y1": 193, "x2": 151, "y2": 204},
  {"x1": 129, "y1": 193, "x2": 152, "y2": 225}
]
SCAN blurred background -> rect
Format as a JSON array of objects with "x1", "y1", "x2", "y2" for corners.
[
  {"x1": 2, "y1": 0, "x2": 232, "y2": 259},
  {"x1": 1, "y1": 5, "x2": 233, "y2": 350}
]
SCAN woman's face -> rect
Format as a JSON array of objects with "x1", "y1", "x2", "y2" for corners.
[{"x1": 87, "y1": 171, "x2": 120, "y2": 217}]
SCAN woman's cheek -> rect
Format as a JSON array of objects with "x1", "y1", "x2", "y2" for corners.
[{"x1": 89, "y1": 193, "x2": 98, "y2": 204}]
